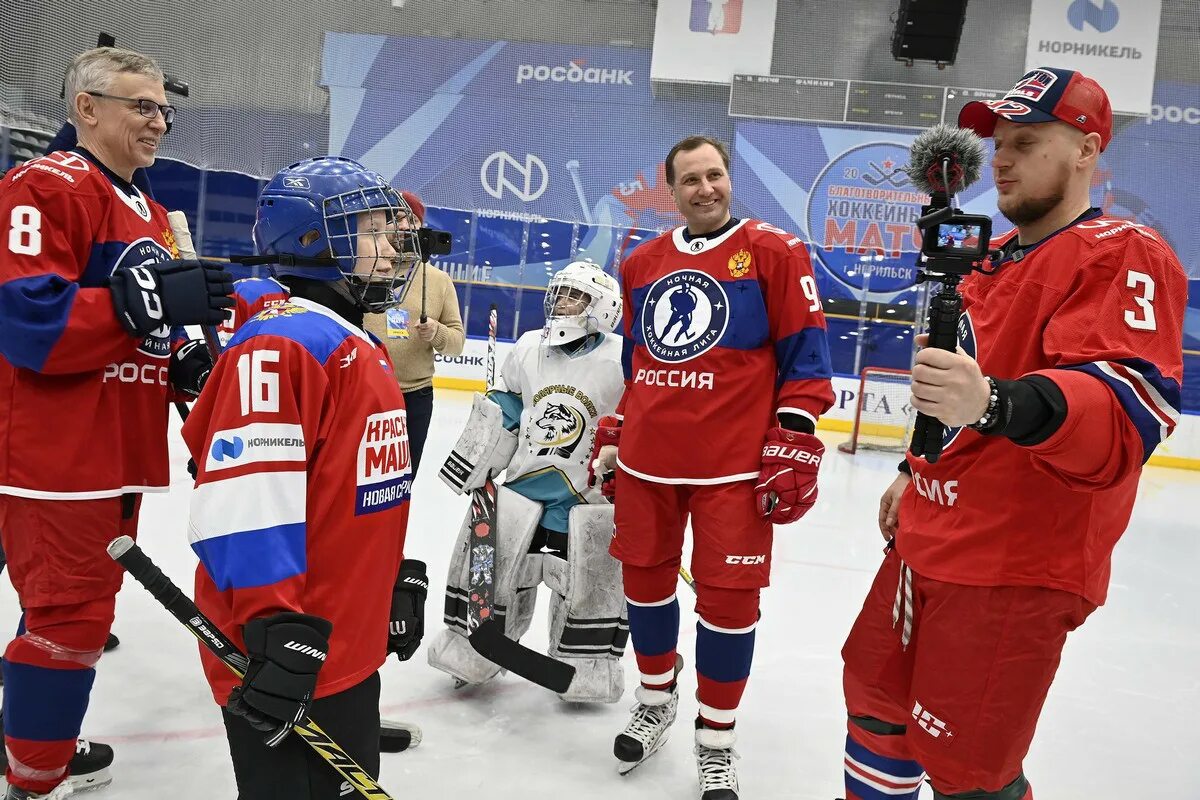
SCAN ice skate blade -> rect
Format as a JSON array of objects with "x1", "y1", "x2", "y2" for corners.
[
  {"x1": 67, "y1": 766, "x2": 113, "y2": 792},
  {"x1": 615, "y1": 731, "x2": 671, "y2": 776}
]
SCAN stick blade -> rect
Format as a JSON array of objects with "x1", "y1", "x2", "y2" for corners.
[{"x1": 468, "y1": 619, "x2": 575, "y2": 693}]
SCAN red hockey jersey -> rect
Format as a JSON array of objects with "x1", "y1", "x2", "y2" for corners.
[
  {"x1": 0, "y1": 151, "x2": 177, "y2": 498},
  {"x1": 217, "y1": 275, "x2": 289, "y2": 344},
  {"x1": 899, "y1": 211, "x2": 1186, "y2": 605},
  {"x1": 616, "y1": 220, "x2": 835, "y2": 483},
  {"x1": 183, "y1": 297, "x2": 411, "y2": 702}
]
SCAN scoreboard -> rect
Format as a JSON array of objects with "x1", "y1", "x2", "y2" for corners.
[{"x1": 730, "y1": 74, "x2": 1007, "y2": 130}]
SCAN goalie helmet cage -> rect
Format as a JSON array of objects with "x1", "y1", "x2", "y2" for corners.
[{"x1": 838, "y1": 367, "x2": 915, "y2": 455}]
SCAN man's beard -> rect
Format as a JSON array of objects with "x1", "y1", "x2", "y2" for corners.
[
  {"x1": 999, "y1": 190, "x2": 1065, "y2": 227},
  {"x1": 998, "y1": 168, "x2": 1070, "y2": 227}
]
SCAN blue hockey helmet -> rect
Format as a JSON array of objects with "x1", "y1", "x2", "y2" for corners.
[{"x1": 252, "y1": 156, "x2": 421, "y2": 312}]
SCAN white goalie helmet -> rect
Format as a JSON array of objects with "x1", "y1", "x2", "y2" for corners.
[{"x1": 543, "y1": 260, "x2": 621, "y2": 345}]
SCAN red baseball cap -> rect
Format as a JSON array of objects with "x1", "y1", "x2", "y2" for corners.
[
  {"x1": 400, "y1": 190, "x2": 425, "y2": 224},
  {"x1": 958, "y1": 67, "x2": 1113, "y2": 151}
]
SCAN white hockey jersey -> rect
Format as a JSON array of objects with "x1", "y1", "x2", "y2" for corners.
[{"x1": 489, "y1": 330, "x2": 624, "y2": 532}]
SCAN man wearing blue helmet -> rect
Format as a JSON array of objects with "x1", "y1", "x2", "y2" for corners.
[{"x1": 180, "y1": 156, "x2": 428, "y2": 798}]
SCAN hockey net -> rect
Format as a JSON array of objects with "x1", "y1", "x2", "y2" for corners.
[{"x1": 838, "y1": 368, "x2": 915, "y2": 455}]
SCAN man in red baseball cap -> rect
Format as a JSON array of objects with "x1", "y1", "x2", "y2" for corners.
[
  {"x1": 839, "y1": 67, "x2": 1186, "y2": 800},
  {"x1": 959, "y1": 66, "x2": 1113, "y2": 150}
]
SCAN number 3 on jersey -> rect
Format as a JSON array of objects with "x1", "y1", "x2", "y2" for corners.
[
  {"x1": 1124, "y1": 270, "x2": 1156, "y2": 331},
  {"x1": 237, "y1": 350, "x2": 280, "y2": 414},
  {"x1": 8, "y1": 205, "x2": 42, "y2": 256}
]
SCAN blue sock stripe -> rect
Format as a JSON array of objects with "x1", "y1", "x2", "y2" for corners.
[
  {"x1": 695, "y1": 620, "x2": 755, "y2": 683},
  {"x1": 2, "y1": 661, "x2": 95, "y2": 741},
  {"x1": 627, "y1": 597, "x2": 680, "y2": 657},
  {"x1": 845, "y1": 734, "x2": 925, "y2": 778}
]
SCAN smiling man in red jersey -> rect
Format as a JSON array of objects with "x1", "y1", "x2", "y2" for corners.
[{"x1": 596, "y1": 135, "x2": 834, "y2": 798}]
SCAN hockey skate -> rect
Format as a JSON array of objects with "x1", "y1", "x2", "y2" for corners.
[
  {"x1": 62, "y1": 738, "x2": 112, "y2": 792},
  {"x1": 613, "y1": 656, "x2": 682, "y2": 775},
  {"x1": 694, "y1": 721, "x2": 740, "y2": 800},
  {"x1": 0, "y1": 731, "x2": 111, "y2": 795}
]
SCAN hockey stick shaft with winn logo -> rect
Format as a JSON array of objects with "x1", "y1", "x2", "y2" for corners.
[
  {"x1": 464, "y1": 305, "x2": 576, "y2": 693},
  {"x1": 106, "y1": 536, "x2": 396, "y2": 800}
]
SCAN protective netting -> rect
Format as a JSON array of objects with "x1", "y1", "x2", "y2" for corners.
[
  {"x1": 2, "y1": 0, "x2": 1198, "y2": 406},
  {"x1": 4, "y1": 1, "x2": 1197, "y2": 180},
  {"x1": 0, "y1": 1, "x2": 332, "y2": 178}
]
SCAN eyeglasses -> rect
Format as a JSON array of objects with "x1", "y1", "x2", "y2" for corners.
[{"x1": 86, "y1": 92, "x2": 175, "y2": 132}]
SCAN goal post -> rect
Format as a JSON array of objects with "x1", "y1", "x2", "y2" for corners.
[{"x1": 837, "y1": 367, "x2": 915, "y2": 454}]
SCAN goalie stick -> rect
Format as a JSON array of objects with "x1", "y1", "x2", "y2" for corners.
[
  {"x1": 464, "y1": 304, "x2": 576, "y2": 693},
  {"x1": 107, "y1": 536, "x2": 395, "y2": 800},
  {"x1": 166, "y1": 211, "x2": 422, "y2": 752}
]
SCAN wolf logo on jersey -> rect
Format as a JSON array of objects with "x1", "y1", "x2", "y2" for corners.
[{"x1": 532, "y1": 401, "x2": 587, "y2": 458}]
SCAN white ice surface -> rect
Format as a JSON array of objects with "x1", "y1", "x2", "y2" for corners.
[{"x1": 2, "y1": 389, "x2": 1197, "y2": 799}]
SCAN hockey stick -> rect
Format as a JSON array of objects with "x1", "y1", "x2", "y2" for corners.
[
  {"x1": 106, "y1": 536, "x2": 395, "y2": 800},
  {"x1": 464, "y1": 304, "x2": 576, "y2": 693},
  {"x1": 464, "y1": 304, "x2": 500, "y2": 633},
  {"x1": 678, "y1": 565, "x2": 697, "y2": 595}
]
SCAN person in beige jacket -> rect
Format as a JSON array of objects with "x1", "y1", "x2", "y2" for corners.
[{"x1": 364, "y1": 191, "x2": 464, "y2": 475}]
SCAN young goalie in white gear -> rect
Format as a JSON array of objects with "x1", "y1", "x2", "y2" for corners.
[{"x1": 428, "y1": 261, "x2": 628, "y2": 702}]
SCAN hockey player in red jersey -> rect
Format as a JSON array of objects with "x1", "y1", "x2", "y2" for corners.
[
  {"x1": 216, "y1": 253, "x2": 423, "y2": 758},
  {"x1": 596, "y1": 136, "x2": 834, "y2": 798},
  {"x1": 0, "y1": 47, "x2": 231, "y2": 800},
  {"x1": 841, "y1": 69, "x2": 1186, "y2": 800},
  {"x1": 181, "y1": 156, "x2": 428, "y2": 797}
]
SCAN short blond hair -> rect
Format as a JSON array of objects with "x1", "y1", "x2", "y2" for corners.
[{"x1": 65, "y1": 47, "x2": 163, "y2": 123}]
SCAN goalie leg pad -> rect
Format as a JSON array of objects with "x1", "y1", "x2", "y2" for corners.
[
  {"x1": 439, "y1": 393, "x2": 518, "y2": 495},
  {"x1": 544, "y1": 503, "x2": 628, "y2": 703},
  {"x1": 427, "y1": 486, "x2": 543, "y2": 685}
]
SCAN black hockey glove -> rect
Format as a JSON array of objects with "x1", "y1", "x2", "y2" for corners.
[
  {"x1": 169, "y1": 339, "x2": 214, "y2": 398},
  {"x1": 388, "y1": 559, "x2": 428, "y2": 662},
  {"x1": 227, "y1": 611, "x2": 332, "y2": 747},
  {"x1": 109, "y1": 259, "x2": 234, "y2": 337}
]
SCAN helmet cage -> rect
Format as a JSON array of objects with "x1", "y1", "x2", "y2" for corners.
[
  {"x1": 542, "y1": 262, "x2": 620, "y2": 345},
  {"x1": 321, "y1": 184, "x2": 422, "y2": 313}
]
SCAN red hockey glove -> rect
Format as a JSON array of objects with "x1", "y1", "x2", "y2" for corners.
[
  {"x1": 587, "y1": 416, "x2": 621, "y2": 500},
  {"x1": 754, "y1": 427, "x2": 823, "y2": 524}
]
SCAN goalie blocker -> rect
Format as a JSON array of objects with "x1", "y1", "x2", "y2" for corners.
[{"x1": 439, "y1": 394, "x2": 517, "y2": 494}]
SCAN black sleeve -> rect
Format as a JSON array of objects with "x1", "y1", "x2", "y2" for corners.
[
  {"x1": 986, "y1": 376, "x2": 1068, "y2": 446},
  {"x1": 778, "y1": 412, "x2": 816, "y2": 435}
]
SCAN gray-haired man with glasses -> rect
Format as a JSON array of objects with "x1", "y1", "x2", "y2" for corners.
[{"x1": 0, "y1": 47, "x2": 232, "y2": 800}]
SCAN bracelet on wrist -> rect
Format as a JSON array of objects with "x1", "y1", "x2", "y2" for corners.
[{"x1": 968, "y1": 376, "x2": 1002, "y2": 433}]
